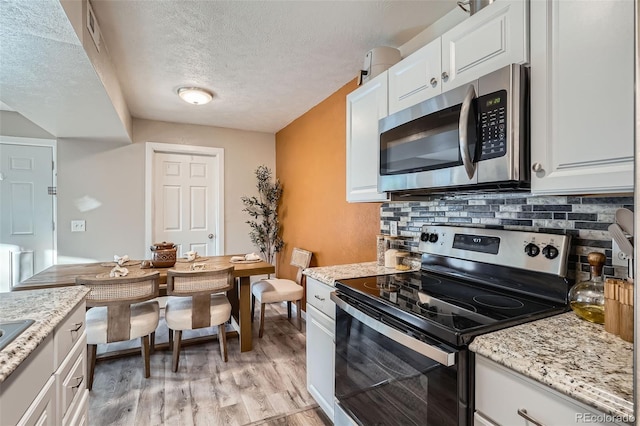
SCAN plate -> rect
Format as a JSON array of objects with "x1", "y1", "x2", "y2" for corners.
[{"x1": 100, "y1": 260, "x2": 142, "y2": 267}]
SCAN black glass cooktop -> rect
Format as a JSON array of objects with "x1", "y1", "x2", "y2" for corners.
[{"x1": 335, "y1": 270, "x2": 569, "y2": 346}]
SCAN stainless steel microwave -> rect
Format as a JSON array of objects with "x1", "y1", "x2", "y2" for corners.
[{"x1": 378, "y1": 64, "x2": 529, "y2": 195}]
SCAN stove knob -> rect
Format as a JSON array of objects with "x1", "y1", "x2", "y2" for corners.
[
  {"x1": 542, "y1": 245, "x2": 559, "y2": 259},
  {"x1": 524, "y1": 243, "x2": 540, "y2": 257},
  {"x1": 420, "y1": 232, "x2": 430, "y2": 242},
  {"x1": 428, "y1": 233, "x2": 439, "y2": 243}
]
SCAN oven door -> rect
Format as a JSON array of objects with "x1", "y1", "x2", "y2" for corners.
[{"x1": 331, "y1": 292, "x2": 471, "y2": 426}]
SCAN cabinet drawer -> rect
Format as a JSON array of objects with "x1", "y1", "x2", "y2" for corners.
[
  {"x1": 58, "y1": 335, "x2": 87, "y2": 422},
  {"x1": 306, "y1": 278, "x2": 335, "y2": 319},
  {"x1": 65, "y1": 388, "x2": 88, "y2": 426},
  {"x1": 54, "y1": 301, "x2": 86, "y2": 369},
  {"x1": 475, "y1": 356, "x2": 617, "y2": 425}
]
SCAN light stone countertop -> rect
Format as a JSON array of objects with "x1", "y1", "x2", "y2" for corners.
[
  {"x1": 0, "y1": 286, "x2": 90, "y2": 383},
  {"x1": 303, "y1": 260, "x2": 420, "y2": 286},
  {"x1": 470, "y1": 312, "x2": 633, "y2": 420}
]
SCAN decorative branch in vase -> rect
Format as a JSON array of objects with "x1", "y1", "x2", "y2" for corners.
[{"x1": 241, "y1": 165, "x2": 284, "y2": 265}]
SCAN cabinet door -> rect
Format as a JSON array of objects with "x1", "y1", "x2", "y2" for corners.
[
  {"x1": 346, "y1": 71, "x2": 389, "y2": 202},
  {"x1": 17, "y1": 376, "x2": 56, "y2": 426},
  {"x1": 306, "y1": 304, "x2": 335, "y2": 422},
  {"x1": 441, "y1": 0, "x2": 528, "y2": 92},
  {"x1": 388, "y1": 39, "x2": 441, "y2": 115},
  {"x1": 530, "y1": 0, "x2": 634, "y2": 195}
]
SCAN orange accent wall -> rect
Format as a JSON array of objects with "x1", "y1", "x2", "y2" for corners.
[{"x1": 275, "y1": 78, "x2": 381, "y2": 281}]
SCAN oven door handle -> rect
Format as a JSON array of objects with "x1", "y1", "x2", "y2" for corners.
[
  {"x1": 459, "y1": 84, "x2": 477, "y2": 180},
  {"x1": 331, "y1": 292, "x2": 457, "y2": 367}
]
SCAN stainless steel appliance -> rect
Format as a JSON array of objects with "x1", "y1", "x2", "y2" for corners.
[
  {"x1": 332, "y1": 225, "x2": 571, "y2": 425},
  {"x1": 379, "y1": 64, "x2": 528, "y2": 195}
]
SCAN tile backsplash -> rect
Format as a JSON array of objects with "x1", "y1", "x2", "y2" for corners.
[{"x1": 380, "y1": 193, "x2": 634, "y2": 283}]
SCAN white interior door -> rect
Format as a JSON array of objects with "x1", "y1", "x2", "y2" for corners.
[
  {"x1": 0, "y1": 142, "x2": 55, "y2": 290},
  {"x1": 153, "y1": 152, "x2": 220, "y2": 258}
]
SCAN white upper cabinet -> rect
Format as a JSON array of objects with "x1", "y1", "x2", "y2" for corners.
[
  {"x1": 387, "y1": 0, "x2": 528, "y2": 116},
  {"x1": 388, "y1": 39, "x2": 442, "y2": 115},
  {"x1": 530, "y1": 0, "x2": 634, "y2": 195},
  {"x1": 346, "y1": 71, "x2": 389, "y2": 202},
  {"x1": 441, "y1": 0, "x2": 528, "y2": 92}
]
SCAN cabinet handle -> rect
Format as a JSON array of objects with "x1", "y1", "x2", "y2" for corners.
[
  {"x1": 68, "y1": 322, "x2": 83, "y2": 332},
  {"x1": 430, "y1": 77, "x2": 437, "y2": 87},
  {"x1": 517, "y1": 408, "x2": 545, "y2": 426},
  {"x1": 314, "y1": 295, "x2": 325, "y2": 302},
  {"x1": 441, "y1": 71, "x2": 449, "y2": 81},
  {"x1": 531, "y1": 162, "x2": 543, "y2": 172},
  {"x1": 69, "y1": 376, "x2": 84, "y2": 389}
]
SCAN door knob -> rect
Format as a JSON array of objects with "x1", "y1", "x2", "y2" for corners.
[
  {"x1": 531, "y1": 163, "x2": 543, "y2": 172},
  {"x1": 441, "y1": 71, "x2": 449, "y2": 81},
  {"x1": 430, "y1": 77, "x2": 437, "y2": 87},
  {"x1": 208, "y1": 234, "x2": 214, "y2": 239}
]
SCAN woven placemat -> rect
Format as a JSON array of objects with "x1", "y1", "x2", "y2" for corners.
[
  {"x1": 95, "y1": 269, "x2": 149, "y2": 279},
  {"x1": 176, "y1": 256, "x2": 211, "y2": 263},
  {"x1": 99, "y1": 260, "x2": 142, "y2": 267},
  {"x1": 230, "y1": 259, "x2": 262, "y2": 264}
]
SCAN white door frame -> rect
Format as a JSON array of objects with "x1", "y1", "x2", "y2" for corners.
[
  {"x1": 0, "y1": 136, "x2": 57, "y2": 265},
  {"x1": 144, "y1": 142, "x2": 225, "y2": 257}
]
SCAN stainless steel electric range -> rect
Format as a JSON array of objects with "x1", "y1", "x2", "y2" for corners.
[{"x1": 331, "y1": 225, "x2": 572, "y2": 426}]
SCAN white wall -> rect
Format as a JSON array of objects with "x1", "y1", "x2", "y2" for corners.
[
  {"x1": 399, "y1": 7, "x2": 468, "y2": 58},
  {"x1": 56, "y1": 118, "x2": 275, "y2": 262},
  {"x1": 0, "y1": 111, "x2": 55, "y2": 139}
]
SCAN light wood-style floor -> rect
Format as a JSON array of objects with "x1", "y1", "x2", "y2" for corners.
[{"x1": 88, "y1": 302, "x2": 331, "y2": 426}]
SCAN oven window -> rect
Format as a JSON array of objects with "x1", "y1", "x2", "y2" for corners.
[
  {"x1": 335, "y1": 305, "x2": 463, "y2": 426},
  {"x1": 380, "y1": 103, "x2": 472, "y2": 176}
]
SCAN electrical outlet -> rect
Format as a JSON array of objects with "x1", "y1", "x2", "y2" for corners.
[
  {"x1": 612, "y1": 239, "x2": 629, "y2": 267},
  {"x1": 71, "y1": 220, "x2": 86, "y2": 232},
  {"x1": 390, "y1": 221, "x2": 398, "y2": 236}
]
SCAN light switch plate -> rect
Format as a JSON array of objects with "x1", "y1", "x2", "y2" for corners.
[
  {"x1": 390, "y1": 221, "x2": 398, "y2": 236},
  {"x1": 71, "y1": 220, "x2": 86, "y2": 232},
  {"x1": 612, "y1": 239, "x2": 629, "y2": 267}
]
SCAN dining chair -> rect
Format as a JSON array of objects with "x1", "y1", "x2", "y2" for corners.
[
  {"x1": 251, "y1": 247, "x2": 312, "y2": 338},
  {"x1": 165, "y1": 266, "x2": 235, "y2": 372},
  {"x1": 76, "y1": 271, "x2": 161, "y2": 391}
]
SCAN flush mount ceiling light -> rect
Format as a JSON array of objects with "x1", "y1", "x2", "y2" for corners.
[{"x1": 177, "y1": 87, "x2": 213, "y2": 105}]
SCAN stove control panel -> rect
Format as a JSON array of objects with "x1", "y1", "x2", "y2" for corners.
[{"x1": 419, "y1": 225, "x2": 570, "y2": 277}]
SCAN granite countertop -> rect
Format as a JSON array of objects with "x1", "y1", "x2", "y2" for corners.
[
  {"x1": 0, "y1": 286, "x2": 90, "y2": 383},
  {"x1": 470, "y1": 312, "x2": 633, "y2": 420},
  {"x1": 303, "y1": 260, "x2": 420, "y2": 286}
]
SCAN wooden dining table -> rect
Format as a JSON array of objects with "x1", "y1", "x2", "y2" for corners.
[{"x1": 14, "y1": 255, "x2": 275, "y2": 352}]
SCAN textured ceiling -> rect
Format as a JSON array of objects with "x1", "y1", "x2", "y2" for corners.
[
  {"x1": 91, "y1": 0, "x2": 457, "y2": 133},
  {"x1": 0, "y1": 0, "x2": 131, "y2": 142},
  {"x1": 0, "y1": 1, "x2": 458, "y2": 138}
]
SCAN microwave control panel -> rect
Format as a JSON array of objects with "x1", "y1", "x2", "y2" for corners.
[{"x1": 478, "y1": 90, "x2": 507, "y2": 161}]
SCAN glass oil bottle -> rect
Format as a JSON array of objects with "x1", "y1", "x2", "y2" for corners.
[{"x1": 569, "y1": 252, "x2": 606, "y2": 324}]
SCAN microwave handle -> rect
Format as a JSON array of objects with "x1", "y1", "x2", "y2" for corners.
[{"x1": 459, "y1": 84, "x2": 477, "y2": 180}]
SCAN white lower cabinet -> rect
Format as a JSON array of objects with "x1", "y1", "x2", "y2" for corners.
[
  {"x1": 306, "y1": 277, "x2": 335, "y2": 422},
  {"x1": 0, "y1": 300, "x2": 87, "y2": 426},
  {"x1": 475, "y1": 355, "x2": 625, "y2": 426},
  {"x1": 530, "y1": 0, "x2": 634, "y2": 195},
  {"x1": 18, "y1": 376, "x2": 56, "y2": 426}
]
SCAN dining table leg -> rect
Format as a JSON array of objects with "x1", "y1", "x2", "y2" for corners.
[
  {"x1": 238, "y1": 276, "x2": 252, "y2": 352},
  {"x1": 228, "y1": 276, "x2": 253, "y2": 352}
]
